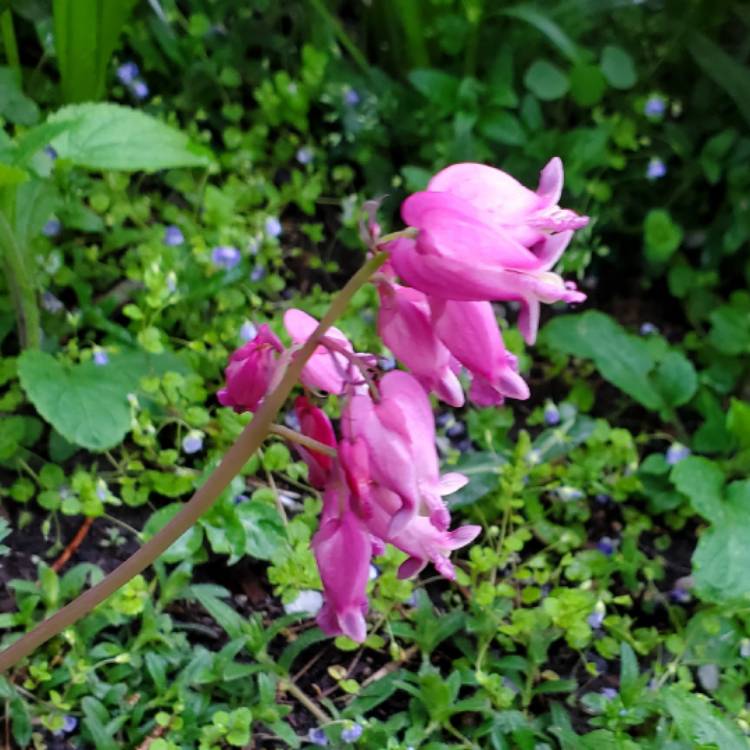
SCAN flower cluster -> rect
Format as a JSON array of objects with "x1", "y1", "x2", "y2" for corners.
[{"x1": 218, "y1": 159, "x2": 588, "y2": 642}]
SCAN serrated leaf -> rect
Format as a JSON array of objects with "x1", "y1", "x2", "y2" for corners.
[
  {"x1": 662, "y1": 686, "x2": 750, "y2": 749},
  {"x1": 48, "y1": 103, "x2": 213, "y2": 171}
]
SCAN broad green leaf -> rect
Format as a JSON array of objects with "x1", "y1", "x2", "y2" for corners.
[
  {"x1": 524, "y1": 59, "x2": 569, "y2": 100},
  {"x1": 13, "y1": 119, "x2": 82, "y2": 167},
  {"x1": 0, "y1": 67, "x2": 39, "y2": 125},
  {"x1": 479, "y1": 110, "x2": 526, "y2": 146},
  {"x1": 143, "y1": 503, "x2": 204, "y2": 564},
  {"x1": 652, "y1": 350, "x2": 697, "y2": 407},
  {"x1": 0, "y1": 162, "x2": 28, "y2": 187},
  {"x1": 569, "y1": 64, "x2": 607, "y2": 106},
  {"x1": 543, "y1": 312, "x2": 664, "y2": 411},
  {"x1": 446, "y1": 451, "x2": 506, "y2": 508},
  {"x1": 408, "y1": 69, "x2": 460, "y2": 108},
  {"x1": 600, "y1": 45, "x2": 636, "y2": 89},
  {"x1": 14, "y1": 178, "x2": 60, "y2": 249},
  {"x1": 688, "y1": 31, "x2": 750, "y2": 127},
  {"x1": 671, "y1": 456, "x2": 725, "y2": 522},
  {"x1": 727, "y1": 399, "x2": 750, "y2": 448},
  {"x1": 53, "y1": 0, "x2": 138, "y2": 103},
  {"x1": 662, "y1": 686, "x2": 750, "y2": 749},
  {"x1": 709, "y1": 303, "x2": 750, "y2": 355},
  {"x1": 48, "y1": 103, "x2": 213, "y2": 171},
  {"x1": 692, "y1": 480, "x2": 750, "y2": 606},
  {"x1": 644, "y1": 209, "x2": 683, "y2": 264},
  {"x1": 235, "y1": 500, "x2": 287, "y2": 560},
  {"x1": 17, "y1": 349, "x2": 186, "y2": 450}
]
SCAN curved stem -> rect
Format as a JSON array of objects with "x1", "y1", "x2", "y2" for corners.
[
  {"x1": 0, "y1": 252, "x2": 389, "y2": 673},
  {"x1": 269, "y1": 424, "x2": 337, "y2": 457},
  {"x1": 0, "y1": 211, "x2": 40, "y2": 349}
]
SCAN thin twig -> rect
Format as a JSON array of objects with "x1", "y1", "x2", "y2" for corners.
[
  {"x1": 280, "y1": 678, "x2": 330, "y2": 725},
  {"x1": 51, "y1": 517, "x2": 94, "y2": 572}
]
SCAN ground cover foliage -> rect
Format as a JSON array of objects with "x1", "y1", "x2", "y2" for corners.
[{"x1": 1, "y1": 1, "x2": 750, "y2": 748}]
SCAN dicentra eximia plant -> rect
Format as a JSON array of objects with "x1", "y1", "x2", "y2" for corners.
[{"x1": 0, "y1": 158, "x2": 589, "y2": 668}]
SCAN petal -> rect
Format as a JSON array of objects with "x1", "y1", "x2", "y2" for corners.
[
  {"x1": 438, "y1": 472, "x2": 469, "y2": 495},
  {"x1": 536, "y1": 156, "x2": 564, "y2": 207}
]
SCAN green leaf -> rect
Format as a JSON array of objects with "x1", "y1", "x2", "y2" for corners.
[
  {"x1": 0, "y1": 67, "x2": 39, "y2": 125},
  {"x1": 17, "y1": 349, "x2": 184, "y2": 451},
  {"x1": 446, "y1": 451, "x2": 506, "y2": 508},
  {"x1": 53, "y1": 0, "x2": 138, "y2": 103},
  {"x1": 0, "y1": 162, "x2": 28, "y2": 187},
  {"x1": 524, "y1": 59, "x2": 569, "y2": 100},
  {"x1": 543, "y1": 312, "x2": 664, "y2": 411},
  {"x1": 48, "y1": 103, "x2": 213, "y2": 171},
  {"x1": 652, "y1": 351, "x2": 697, "y2": 408},
  {"x1": 709, "y1": 304, "x2": 750, "y2": 356},
  {"x1": 600, "y1": 45, "x2": 636, "y2": 89},
  {"x1": 13, "y1": 119, "x2": 81, "y2": 167},
  {"x1": 569, "y1": 64, "x2": 607, "y2": 106},
  {"x1": 692, "y1": 480, "x2": 750, "y2": 606},
  {"x1": 662, "y1": 686, "x2": 750, "y2": 749},
  {"x1": 408, "y1": 69, "x2": 460, "y2": 108},
  {"x1": 727, "y1": 399, "x2": 750, "y2": 449},
  {"x1": 688, "y1": 31, "x2": 750, "y2": 127},
  {"x1": 671, "y1": 456, "x2": 725, "y2": 522},
  {"x1": 143, "y1": 503, "x2": 204, "y2": 563},
  {"x1": 479, "y1": 111, "x2": 526, "y2": 146},
  {"x1": 14, "y1": 178, "x2": 60, "y2": 250},
  {"x1": 189, "y1": 584, "x2": 245, "y2": 639},
  {"x1": 502, "y1": 6, "x2": 581, "y2": 63},
  {"x1": 235, "y1": 500, "x2": 287, "y2": 560},
  {"x1": 644, "y1": 209, "x2": 683, "y2": 264}
]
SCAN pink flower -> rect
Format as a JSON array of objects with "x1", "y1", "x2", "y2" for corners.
[
  {"x1": 429, "y1": 298, "x2": 529, "y2": 406},
  {"x1": 389, "y1": 158, "x2": 588, "y2": 344},
  {"x1": 377, "y1": 282, "x2": 463, "y2": 406},
  {"x1": 217, "y1": 324, "x2": 284, "y2": 412},
  {"x1": 293, "y1": 396, "x2": 336, "y2": 489},
  {"x1": 313, "y1": 484, "x2": 372, "y2": 642},
  {"x1": 284, "y1": 309, "x2": 354, "y2": 394},
  {"x1": 366, "y1": 486, "x2": 480, "y2": 580},
  {"x1": 342, "y1": 371, "x2": 466, "y2": 534}
]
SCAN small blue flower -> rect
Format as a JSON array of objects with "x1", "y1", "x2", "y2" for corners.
[
  {"x1": 644, "y1": 95, "x2": 666, "y2": 117},
  {"x1": 646, "y1": 158, "x2": 667, "y2": 180},
  {"x1": 666, "y1": 443, "x2": 690, "y2": 465},
  {"x1": 182, "y1": 431, "x2": 204, "y2": 455},
  {"x1": 379, "y1": 355, "x2": 396, "y2": 372},
  {"x1": 600, "y1": 687, "x2": 618, "y2": 700},
  {"x1": 596, "y1": 536, "x2": 617, "y2": 556},
  {"x1": 640, "y1": 322, "x2": 658, "y2": 335},
  {"x1": 117, "y1": 61, "x2": 139, "y2": 84},
  {"x1": 93, "y1": 349, "x2": 109, "y2": 366},
  {"x1": 250, "y1": 264, "x2": 266, "y2": 282},
  {"x1": 131, "y1": 80, "x2": 149, "y2": 100},
  {"x1": 96, "y1": 481, "x2": 109, "y2": 501},
  {"x1": 669, "y1": 585, "x2": 691, "y2": 604},
  {"x1": 211, "y1": 245, "x2": 241, "y2": 269},
  {"x1": 264, "y1": 216, "x2": 282, "y2": 238},
  {"x1": 344, "y1": 88, "x2": 360, "y2": 106},
  {"x1": 740, "y1": 639, "x2": 750, "y2": 658},
  {"x1": 41, "y1": 291, "x2": 64, "y2": 314},
  {"x1": 341, "y1": 723, "x2": 363, "y2": 743},
  {"x1": 544, "y1": 403, "x2": 561, "y2": 426},
  {"x1": 240, "y1": 320, "x2": 258, "y2": 342},
  {"x1": 308, "y1": 727, "x2": 328, "y2": 746},
  {"x1": 588, "y1": 611, "x2": 605, "y2": 629},
  {"x1": 53, "y1": 714, "x2": 78, "y2": 737},
  {"x1": 296, "y1": 146, "x2": 314, "y2": 165},
  {"x1": 44, "y1": 145, "x2": 58, "y2": 160},
  {"x1": 42, "y1": 218, "x2": 62, "y2": 238},
  {"x1": 595, "y1": 493, "x2": 611, "y2": 505},
  {"x1": 163, "y1": 225, "x2": 184, "y2": 246},
  {"x1": 446, "y1": 421, "x2": 466, "y2": 439}
]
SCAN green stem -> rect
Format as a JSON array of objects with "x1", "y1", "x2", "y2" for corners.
[
  {"x1": 307, "y1": 0, "x2": 371, "y2": 77},
  {"x1": 1, "y1": 10, "x2": 20, "y2": 73},
  {"x1": 0, "y1": 252, "x2": 388, "y2": 673},
  {"x1": 0, "y1": 211, "x2": 41, "y2": 349}
]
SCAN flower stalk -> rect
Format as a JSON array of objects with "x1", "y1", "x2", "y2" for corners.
[{"x1": 0, "y1": 251, "x2": 388, "y2": 673}]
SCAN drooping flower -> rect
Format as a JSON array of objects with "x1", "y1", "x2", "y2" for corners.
[
  {"x1": 376, "y1": 282, "x2": 463, "y2": 406},
  {"x1": 666, "y1": 442, "x2": 690, "y2": 465},
  {"x1": 313, "y1": 484, "x2": 371, "y2": 642},
  {"x1": 293, "y1": 396, "x2": 336, "y2": 489},
  {"x1": 217, "y1": 324, "x2": 285, "y2": 412},
  {"x1": 341, "y1": 370, "x2": 466, "y2": 533},
  {"x1": 429, "y1": 298, "x2": 529, "y2": 405},
  {"x1": 284, "y1": 309, "x2": 370, "y2": 395},
  {"x1": 42, "y1": 218, "x2": 62, "y2": 238},
  {"x1": 389, "y1": 158, "x2": 588, "y2": 343}
]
